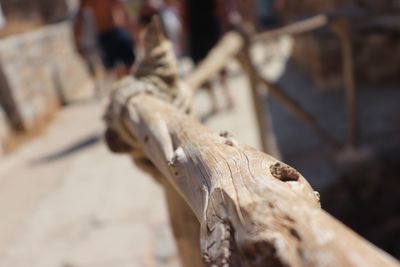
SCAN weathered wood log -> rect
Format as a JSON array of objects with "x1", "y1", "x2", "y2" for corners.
[
  {"x1": 331, "y1": 18, "x2": 359, "y2": 148},
  {"x1": 186, "y1": 15, "x2": 329, "y2": 91},
  {"x1": 183, "y1": 30, "x2": 279, "y2": 155},
  {"x1": 257, "y1": 74, "x2": 342, "y2": 148},
  {"x1": 236, "y1": 29, "x2": 281, "y2": 156},
  {"x1": 104, "y1": 18, "x2": 399, "y2": 267},
  {"x1": 106, "y1": 92, "x2": 399, "y2": 267},
  {"x1": 163, "y1": 178, "x2": 205, "y2": 267},
  {"x1": 243, "y1": 27, "x2": 342, "y2": 149},
  {"x1": 254, "y1": 15, "x2": 329, "y2": 42},
  {"x1": 184, "y1": 32, "x2": 244, "y2": 90}
]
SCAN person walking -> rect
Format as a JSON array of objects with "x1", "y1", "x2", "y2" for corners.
[
  {"x1": 74, "y1": 0, "x2": 137, "y2": 79},
  {"x1": 183, "y1": 0, "x2": 235, "y2": 113}
]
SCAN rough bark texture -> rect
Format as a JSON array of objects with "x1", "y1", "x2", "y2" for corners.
[{"x1": 104, "y1": 19, "x2": 400, "y2": 267}]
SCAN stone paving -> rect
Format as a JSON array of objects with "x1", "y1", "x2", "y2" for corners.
[{"x1": 0, "y1": 23, "x2": 94, "y2": 132}]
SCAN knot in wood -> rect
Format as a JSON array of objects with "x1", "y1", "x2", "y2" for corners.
[
  {"x1": 167, "y1": 147, "x2": 187, "y2": 166},
  {"x1": 270, "y1": 162, "x2": 300, "y2": 182},
  {"x1": 242, "y1": 240, "x2": 289, "y2": 267},
  {"x1": 219, "y1": 130, "x2": 233, "y2": 138},
  {"x1": 219, "y1": 130, "x2": 238, "y2": 147},
  {"x1": 314, "y1": 191, "x2": 321, "y2": 202},
  {"x1": 104, "y1": 128, "x2": 133, "y2": 153}
]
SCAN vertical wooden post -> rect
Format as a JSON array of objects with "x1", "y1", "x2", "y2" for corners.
[
  {"x1": 237, "y1": 28, "x2": 281, "y2": 157},
  {"x1": 257, "y1": 76, "x2": 342, "y2": 148},
  {"x1": 163, "y1": 181, "x2": 204, "y2": 267},
  {"x1": 331, "y1": 18, "x2": 359, "y2": 148},
  {"x1": 238, "y1": 26, "x2": 341, "y2": 150}
]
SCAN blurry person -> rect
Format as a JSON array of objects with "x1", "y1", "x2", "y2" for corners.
[
  {"x1": 74, "y1": 0, "x2": 136, "y2": 79},
  {"x1": 73, "y1": 6, "x2": 103, "y2": 79},
  {"x1": 160, "y1": 0, "x2": 183, "y2": 56},
  {"x1": 139, "y1": 0, "x2": 162, "y2": 28},
  {"x1": 184, "y1": 0, "x2": 235, "y2": 113},
  {"x1": 0, "y1": 2, "x2": 5, "y2": 29},
  {"x1": 234, "y1": 0, "x2": 257, "y2": 27},
  {"x1": 258, "y1": 0, "x2": 284, "y2": 29}
]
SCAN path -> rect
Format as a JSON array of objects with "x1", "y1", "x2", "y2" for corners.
[{"x1": 0, "y1": 55, "x2": 262, "y2": 267}]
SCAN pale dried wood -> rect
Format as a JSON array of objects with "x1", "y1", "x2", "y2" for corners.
[
  {"x1": 107, "y1": 92, "x2": 399, "y2": 267},
  {"x1": 105, "y1": 17, "x2": 203, "y2": 267},
  {"x1": 242, "y1": 27, "x2": 341, "y2": 149},
  {"x1": 254, "y1": 15, "x2": 329, "y2": 42},
  {"x1": 104, "y1": 18, "x2": 399, "y2": 267},
  {"x1": 184, "y1": 32, "x2": 244, "y2": 90},
  {"x1": 163, "y1": 179, "x2": 205, "y2": 267},
  {"x1": 236, "y1": 33, "x2": 281, "y2": 157},
  {"x1": 185, "y1": 15, "x2": 329, "y2": 91},
  {"x1": 182, "y1": 29, "x2": 280, "y2": 155},
  {"x1": 257, "y1": 74, "x2": 342, "y2": 148}
]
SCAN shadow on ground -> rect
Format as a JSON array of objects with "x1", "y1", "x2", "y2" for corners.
[{"x1": 31, "y1": 134, "x2": 102, "y2": 165}]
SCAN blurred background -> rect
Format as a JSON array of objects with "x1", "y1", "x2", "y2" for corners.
[{"x1": 0, "y1": 0, "x2": 399, "y2": 266}]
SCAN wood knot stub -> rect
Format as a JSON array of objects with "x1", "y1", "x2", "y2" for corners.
[
  {"x1": 219, "y1": 130, "x2": 238, "y2": 147},
  {"x1": 104, "y1": 129, "x2": 133, "y2": 153},
  {"x1": 219, "y1": 130, "x2": 233, "y2": 138},
  {"x1": 242, "y1": 240, "x2": 289, "y2": 267},
  {"x1": 314, "y1": 191, "x2": 321, "y2": 202},
  {"x1": 167, "y1": 147, "x2": 187, "y2": 166},
  {"x1": 270, "y1": 162, "x2": 300, "y2": 182}
]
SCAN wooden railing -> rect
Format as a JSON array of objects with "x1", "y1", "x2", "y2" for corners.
[
  {"x1": 185, "y1": 16, "x2": 343, "y2": 153},
  {"x1": 104, "y1": 18, "x2": 399, "y2": 267}
]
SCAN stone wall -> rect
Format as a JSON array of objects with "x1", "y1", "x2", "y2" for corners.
[
  {"x1": 0, "y1": 22, "x2": 94, "y2": 132},
  {"x1": 280, "y1": 1, "x2": 400, "y2": 90},
  {"x1": 281, "y1": 0, "x2": 400, "y2": 21},
  {"x1": 47, "y1": 24, "x2": 95, "y2": 104},
  {"x1": 2, "y1": 0, "x2": 69, "y2": 23},
  {"x1": 0, "y1": 105, "x2": 9, "y2": 155}
]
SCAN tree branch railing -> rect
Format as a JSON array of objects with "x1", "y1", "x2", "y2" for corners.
[
  {"x1": 253, "y1": 14, "x2": 329, "y2": 42},
  {"x1": 255, "y1": 14, "x2": 358, "y2": 149},
  {"x1": 104, "y1": 18, "x2": 399, "y2": 267},
  {"x1": 184, "y1": 15, "x2": 342, "y2": 151}
]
